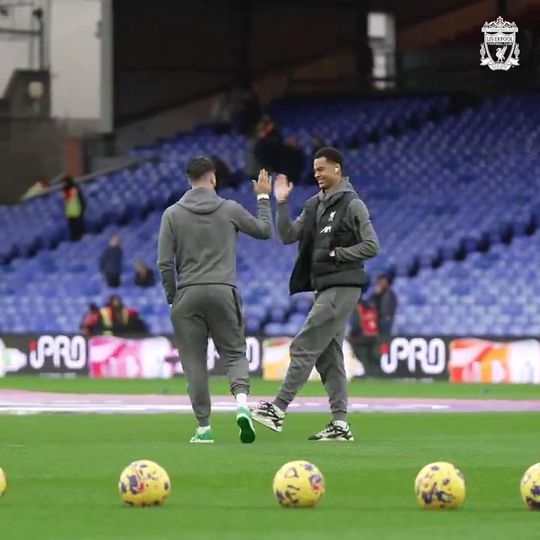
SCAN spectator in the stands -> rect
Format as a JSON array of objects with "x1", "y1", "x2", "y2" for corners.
[
  {"x1": 210, "y1": 154, "x2": 237, "y2": 189},
  {"x1": 245, "y1": 139, "x2": 260, "y2": 179},
  {"x1": 100, "y1": 295, "x2": 148, "y2": 336},
  {"x1": 235, "y1": 86, "x2": 261, "y2": 136},
  {"x1": 62, "y1": 175, "x2": 85, "y2": 241},
  {"x1": 80, "y1": 303, "x2": 103, "y2": 337},
  {"x1": 348, "y1": 298, "x2": 379, "y2": 376},
  {"x1": 211, "y1": 90, "x2": 235, "y2": 134},
  {"x1": 240, "y1": 88, "x2": 263, "y2": 178},
  {"x1": 254, "y1": 114, "x2": 283, "y2": 173},
  {"x1": 99, "y1": 235, "x2": 123, "y2": 288},
  {"x1": 134, "y1": 260, "x2": 155, "y2": 288},
  {"x1": 372, "y1": 275, "x2": 398, "y2": 336},
  {"x1": 281, "y1": 136, "x2": 305, "y2": 184}
]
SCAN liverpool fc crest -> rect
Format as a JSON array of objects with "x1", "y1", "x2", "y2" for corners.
[{"x1": 480, "y1": 16, "x2": 519, "y2": 71}]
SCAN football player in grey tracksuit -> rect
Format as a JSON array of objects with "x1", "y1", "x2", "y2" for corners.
[
  {"x1": 157, "y1": 156, "x2": 273, "y2": 444},
  {"x1": 251, "y1": 147, "x2": 379, "y2": 441}
]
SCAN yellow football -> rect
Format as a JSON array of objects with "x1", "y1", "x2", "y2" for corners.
[
  {"x1": 118, "y1": 460, "x2": 171, "y2": 507},
  {"x1": 520, "y1": 463, "x2": 540, "y2": 510},
  {"x1": 273, "y1": 460, "x2": 325, "y2": 508},
  {"x1": 415, "y1": 461, "x2": 465, "y2": 509},
  {"x1": 0, "y1": 468, "x2": 6, "y2": 497}
]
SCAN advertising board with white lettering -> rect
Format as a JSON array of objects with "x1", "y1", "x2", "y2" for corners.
[
  {"x1": 0, "y1": 334, "x2": 88, "y2": 375},
  {"x1": 1, "y1": 334, "x2": 539, "y2": 383},
  {"x1": 0, "y1": 334, "x2": 261, "y2": 378},
  {"x1": 378, "y1": 337, "x2": 448, "y2": 379}
]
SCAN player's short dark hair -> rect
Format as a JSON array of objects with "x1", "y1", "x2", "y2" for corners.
[
  {"x1": 186, "y1": 156, "x2": 216, "y2": 182},
  {"x1": 314, "y1": 146, "x2": 343, "y2": 167}
]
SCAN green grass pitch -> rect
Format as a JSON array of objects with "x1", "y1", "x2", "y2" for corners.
[{"x1": 0, "y1": 378, "x2": 539, "y2": 539}]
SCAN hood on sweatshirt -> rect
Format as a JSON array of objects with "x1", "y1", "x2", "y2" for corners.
[
  {"x1": 177, "y1": 187, "x2": 226, "y2": 215},
  {"x1": 318, "y1": 177, "x2": 356, "y2": 202}
]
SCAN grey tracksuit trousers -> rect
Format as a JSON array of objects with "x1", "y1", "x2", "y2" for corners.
[
  {"x1": 170, "y1": 284, "x2": 249, "y2": 426},
  {"x1": 274, "y1": 286, "x2": 361, "y2": 421}
]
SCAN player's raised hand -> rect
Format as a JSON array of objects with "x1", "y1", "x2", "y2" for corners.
[
  {"x1": 274, "y1": 174, "x2": 293, "y2": 202},
  {"x1": 253, "y1": 169, "x2": 272, "y2": 195}
]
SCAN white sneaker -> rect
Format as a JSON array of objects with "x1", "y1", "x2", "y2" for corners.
[
  {"x1": 308, "y1": 421, "x2": 355, "y2": 442},
  {"x1": 250, "y1": 401, "x2": 285, "y2": 432}
]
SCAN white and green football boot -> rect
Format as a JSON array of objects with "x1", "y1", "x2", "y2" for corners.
[
  {"x1": 189, "y1": 427, "x2": 214, "y2": 444},
  {"x1": 236, "y1": 406, "x2": 256, "y2": 444}
]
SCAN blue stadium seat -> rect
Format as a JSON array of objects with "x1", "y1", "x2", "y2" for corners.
[{"x1": 2, "y1": 93, "x2": 540, "y2": 335}]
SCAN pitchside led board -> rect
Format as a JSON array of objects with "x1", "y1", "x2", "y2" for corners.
[{"x1": 0, "y1": 334, "x2": 539, "y2": 384}]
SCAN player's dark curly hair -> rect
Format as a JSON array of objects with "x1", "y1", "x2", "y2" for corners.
[
  {"x1": 314, "y1": 146, "x2": 344, "y2": 167},
  {"x1": 186, "y1": 156, "x2": 216, "y2": 182}
]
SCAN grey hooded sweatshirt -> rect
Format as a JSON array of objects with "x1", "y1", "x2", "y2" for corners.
[{"x1": 157, "y1": 187, "x2": 272, "y2": 304}]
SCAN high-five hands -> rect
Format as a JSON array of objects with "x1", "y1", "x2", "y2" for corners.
[
  {"x1": 253, "y1": 169, "x2": 272, "y2": 196},
  {"x1": 274, "y1": 174, "x2": 293, "y2": 203}
]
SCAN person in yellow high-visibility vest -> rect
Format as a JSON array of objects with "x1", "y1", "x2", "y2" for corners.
[
  {"x1": 99, "y1": 295, "x2": 137, "y2": 336},
  {"x1": 62, "y1": 176, "x2": 85, "y2": 241},
  {"x1": 99, "y1": 305, "x2": 128, "y2": 336}
]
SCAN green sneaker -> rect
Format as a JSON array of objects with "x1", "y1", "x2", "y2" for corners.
[
  {"x1": 236, "y1": 406, "x2": 256, "y2": 444},
  {"x1": 189, "y1": 428, "x2": 214, "y2": 444}
]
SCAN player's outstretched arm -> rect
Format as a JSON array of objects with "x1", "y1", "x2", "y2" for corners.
[
  {"x1": 230, "y1": 169, "x2": 273, "y2": 239},
  {"x1": 275, "y1": 174, "x2": 303, "y2": 245}
]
